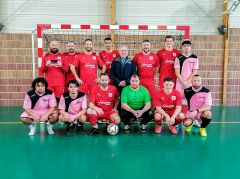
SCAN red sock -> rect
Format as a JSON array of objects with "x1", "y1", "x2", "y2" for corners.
[
  {"x1": 155, "y1": 118, "x2": 162, "y2": 125},
  {"x1": 87, "y1": 114, "x2": 97, "y2": 126}
]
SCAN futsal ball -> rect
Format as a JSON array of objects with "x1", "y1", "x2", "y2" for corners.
[{"x1": 107, "y1": 124, "x2": 119, "y2": 135}]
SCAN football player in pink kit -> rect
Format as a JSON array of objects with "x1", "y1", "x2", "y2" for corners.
[
  {"x1": 154, "y1": 77, "x2": 184, "y2": 134},
  {"x1": 174, "y1": 40, "x2": 200, "y2": 127},
  {"x1": 133, "y1": 40, "x2": 159, "y2": 99},
  {"x1": 41, "y1": 41, "x2": 69, "y2": 102},
  {"x1": 70, "y1": 39, "x2": 106, "y2": 96},
  {"x1": 87, "y1": 73, "x2": 121, "y2": 135},
  {"x1": 63, "y1": 41, "x2": 81, "y2": 90},
  {"x1": 99, "y1": 37, "x2": 119, "y2": 82},
  {"x1": 184, "y1": 75, "x2": 212, "y2": 137},
  {"x1": 157, "y1": 35, "x2": 180, "y2": 89},
  {"x1": 58, "y1": 80, "x2": 87, "y2": 133},
  {"x1": 20, "y1": 77, "x2": 58, "y2": 136}
]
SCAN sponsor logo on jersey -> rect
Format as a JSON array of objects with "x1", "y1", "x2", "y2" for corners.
[
  {"x1": 164, "y1": 59, "x2": 174, "y2": 64},
  {"x1": 98, "y1": 100, "x2": 111, "y2": 106},
  {"x1": 162, "y1": 104, "x2": 174, "y2": 109},
  {"x1": 140, "y1": 63, "x2": 153, "y2": 68},
  {"x1": 85, "y1": 64, "x2": 96, "y2": 68},
  {"x1": 171, "y1": 96, "x2": 176, "y2": 100},
  {"x1": 108, "y1": 93, "x2": 112, "y2": 97}
]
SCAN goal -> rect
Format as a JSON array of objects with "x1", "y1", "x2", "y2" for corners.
[{"x1": 35, "y1": 24, "x2": 190, "y2": 76}]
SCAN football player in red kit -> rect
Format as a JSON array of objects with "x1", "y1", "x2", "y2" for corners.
[
  {"x1": 157, "y1": 35, "x2": 180, "y2": 89},
  {"x1": 87, "y1": 73, "x2": 120, "y2": 135},
  {"x1": 63, "y1": 41, "x2": 81, "y2": 90},
  {"x1": 99, "y1": 37, "x2": 119, "y2": 83},
  {"x1": 154, "y1": 77, "x2": 184, "y2": 134},
  {"x1": 70, "y1": 39, "x2": 106, "y2": 96},
  {"x1": 41, "y1": 41, "x2": 69, "y2": 102}
]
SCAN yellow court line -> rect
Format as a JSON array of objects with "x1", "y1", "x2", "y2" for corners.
[{"x1": 0, "y1": 121, "x2": 240, "y2": 125}]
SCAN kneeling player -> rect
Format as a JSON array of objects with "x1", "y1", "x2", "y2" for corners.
[
  {"x1": 58, "y1": 80, "x2": 87, "y2": 133},
  {"x1": 183, "y1": 74, "x2": 212, "y2": 137},
  {"x1": 20, "y1": 77, "x2": 58, "y2": 136},
  {"x1": 154, "y1": 77, "x2": 184, "y2": 134},
  {"x1": 87, "y1": 73, "x2": 121, "y2": 135}
]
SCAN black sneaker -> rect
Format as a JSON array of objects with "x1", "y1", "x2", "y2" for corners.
[
  {"x1": 140, "y1": 124, "x2": 147, "y2": 133},
  {"x1": 87, "y1": 128, "x2": 99, "y2": 135},
  {"x1": 65, "y1": 123, "x2": 75, "y2": 133},
  {"x1": 76, "y1": 124, "x2": 84, "y2": 133}
]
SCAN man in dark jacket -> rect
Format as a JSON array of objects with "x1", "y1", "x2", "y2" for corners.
[{"x1": 110, "y1": 46, "x2": 137, "y2": 93}]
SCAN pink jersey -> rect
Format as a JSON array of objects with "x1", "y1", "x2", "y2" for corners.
[
  {"x1": 184, "y1": 86, "x2": 212, "y2": 111},
  {"x1": 64, "y1": 52, "x2": 81, "y2": 83},
  {"x1": 174, "y1": 54, "x2": 199, "y2": 81},
  {"x1": 41, "y1": 52, "x2": 69, "y2": 86},
  {"x1": 157, "y1": 48, "x2": 180, "y2": 88},
  {"x1": 20, "y1": 89, "x2": 56, "y2": 118},
  {"x1": 133, "y1": 52, "x2": 159, "y2": 85},
  {"x1": 73, "y1": 52, "x2": 104, "y2": 85},
  {"x1": 89, "y1": 85, "x2": 119, "y2": 111},
  {"x1": 58, "y1": 92, "x2": 87, "y2": 115},
  {"x1": 154, "y1": 89, "x2": 182, "y2": 113},
  {"x1": 99, "y1": 50, "x2": 119, "y2": 74}
]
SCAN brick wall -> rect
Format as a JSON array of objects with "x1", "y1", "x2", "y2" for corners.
[{"x1": 0, "y1": 30, "x2": 239, "y2": 106}]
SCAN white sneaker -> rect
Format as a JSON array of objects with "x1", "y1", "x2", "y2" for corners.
[
  {"x1": 47, "y1": 122, "x2": 55, "y2": 135},
  {"x1": 28, "y1": 122, "x2": 36, "y2": 136},
  {"x1": 193, "y1": 120, "x2": 201, "y2": 128},
  {"x1": 123, "y1": 125, "x2": 130, "y2": 132}
]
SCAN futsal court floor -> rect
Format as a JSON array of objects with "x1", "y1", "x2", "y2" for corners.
[{"x1": 0, "y1": 106, "x2": 240, "y2": 179}]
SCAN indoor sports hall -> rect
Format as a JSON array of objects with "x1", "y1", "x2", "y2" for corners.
[{"x1": 0, "y1": 1, "x2": 240, "y2": 179}]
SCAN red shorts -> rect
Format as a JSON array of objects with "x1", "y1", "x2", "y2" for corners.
[
  {"x1": 96, "y1": 109, "x2": 116, "y2": 120},
  {"x1": 155, "y1": 110, "x2": 175, "y2": 117},
  {"x1": 48, "y1": 85, "x2": 64, "y2": 99},
  {"x1": 79, "y1": 84, "x2": 95, "y2": 96},
  {"x1": 141, "y1": 84, "x2": 156, "y2": 98}
]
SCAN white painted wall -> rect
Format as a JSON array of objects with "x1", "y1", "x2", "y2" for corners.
[{"x1": 0, "y1": 0, "x2": 238, "y2": 34}]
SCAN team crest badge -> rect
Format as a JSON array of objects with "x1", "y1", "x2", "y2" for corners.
[
  {"x1": 57, "y1": 56, "x2": 61, "y2": 60},
  {"x1": 171, "y1": 96, "x2": 176, "y2": 100},
  {"x1": 93, "y1": 56, "x2": 96, "y2": 60},
  {"x1": 113, "y1": 54, "x2": 116, "y2": 58},
  {"x1": 149, "y1": 56, "x2": 153, "y2": 60},
  {"x1": 109, "y1": 93, "x2": 112, "y2": 97},
  {"x1": 173, "y1": 53, "x2": 176, "y2": 57}
]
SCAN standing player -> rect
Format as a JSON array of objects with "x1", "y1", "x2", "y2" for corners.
[
  {"x1": 183, "y1": 75, "x2": 212, "y2": 137},
  {"x1": 99, "y1": 37, "x2": 119, "y2": 82},
  {"x1": 41, "y1": 41, "x2": 69, "y2": 102},
  {"x1": 154, "y1": 77, "x2": 184, "y2": 134},
  {"x1": 174, "y1": 39, "x2": 200, "y2": 127},
  {"x1": 70, "y1": 39, "x2": 106, "y2": 96},
  {"x1": 58, "y1": 80, "x2": 87, "y2": 133},
  {"x1": 121, "y1": 74, "x2": 152, "y2": 133},
  {"x1": 20, "y1": 77, "x2": 58, "y2": 135},
  {"x1": 63, "y1": 41, "x2": 81, "y2": 89},
  {"x1": 157, "y1": 35, "x2": 180, "y2": 89},
  {"x1": 87, "y1": 73, "x2": 120, "y2": 135},
  {"x1": 133, "y1": 39, "x2": 159, "y2": 99}
]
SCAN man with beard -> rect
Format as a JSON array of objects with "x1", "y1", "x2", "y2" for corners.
[
  {"x1": 154, "y1": 77, "x2": 184, "y2": 134},
  {"x1": 70, "y1": 39, "x2": 106, "y2": 96},
  {"x1": 99, "y1": 37, "x2": 119, "y2": 84},
  {"x1": 133, "y1": 40, "x2": 159, "y2": 99},
  {"x1": 20, "y1": 77, "x2": 58, "y2": 135},
  {"x1": 183, "y1": 74, "x2": 212, "y2": 137},
  {"x1": 87, "y1": 73, "x2": 120, "y2": 135},
  {"x1": 157, "y1": 36, "x2": 180, "y2": 89},
  {"x1": 59, "y1": 80, "x2": 87, "y2": 133},
  {"x1": 41, "y1": 41, "x2": 69, "y2": 102},
  {"x1": 121, "y1": 74, "x2": 152, "y2": 133},
  {"x1": 64, "y1": 41, "x2": 81, "y2": 90}
]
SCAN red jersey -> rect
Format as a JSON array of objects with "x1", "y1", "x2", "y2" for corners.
[
  {"x1": 154, "y1": 89, "x2": 182, "y2": 113},
  {"x1": 157, "y1": 48, "x2": 180, "y2": 88},
  {"x1": 63, "y1": 52, "x2": 81, "y2": 83},
  {"x1": 99, "y1": 50, "x2": 119, "y2": 73},
  {"x1": 133, "y1": 52, "x2": 159, "y2": 85},
  {"x1": 72, "y1": 52, "x2": 104, "y2": 85},
  {"x1": 41, "y1": 52, "x2": 68, "y2": 86},
  {"x1": 90, "y1": 85, "x2": 119, "y2": 111}
]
